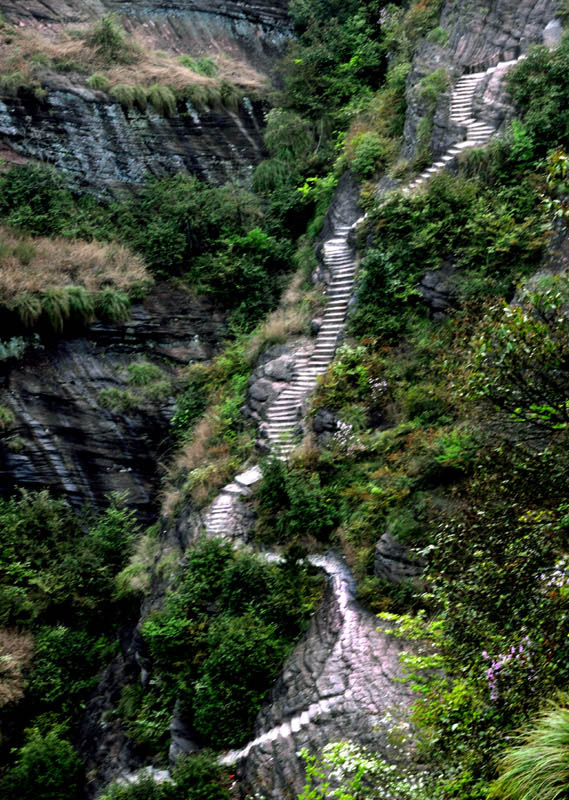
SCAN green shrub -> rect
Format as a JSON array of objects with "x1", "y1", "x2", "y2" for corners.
[
  {"x1": 178, "y1": 55, "x2": 218, "y2": 78},
  {"x1": 98, "y1": 387, "x2": 139, "y2": 413},
  {"x1": 0, "y1": 724, "x2": 82, "y2": 800},
  {"x1": 0, "y1": 404, "x2": 15, "y2": 430},
  {"x1": 350, "y1": 131, "x2": 392, "y2": 179},
  {"x1": 87, "y1": 72, "x2": 111, "y2": 91},
  {"x1": 86, "y1": 13, "x2": 138, "y2": 65},
  {"x1": 147, "y1": 84, "x2": 176, "y2": 116}
]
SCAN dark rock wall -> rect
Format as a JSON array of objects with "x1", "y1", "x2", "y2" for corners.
[
  {"x1": 0, "y1": 82, "x2": 267, "y2": 194},
  {"x1": 0, "y1": 286, "x2": 226, "y2": 523}
]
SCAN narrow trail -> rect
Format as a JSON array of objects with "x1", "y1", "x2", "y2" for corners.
[
  {"x1": 123, "y1": 56, "x2": 526, "y2": 795},
  {"x1": 258, "y1": 55, "x2": 524, "y2": 461}
]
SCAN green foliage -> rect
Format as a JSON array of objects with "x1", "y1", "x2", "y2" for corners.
[
  {"x1": 178, "y1": 55, "x2": 218, "y2": 78},
  {"x1": 95, "y1": 288, "x2": 131, "y2": 322},
  {"x1": 140, "y1": 539, "x2": 321, "y2": 749},
  {"x1": 299, "y1": 741, "x2": 425, "y2": 799},
  {"x1": 86, "y1": 13, "x2": 138, "y2": 65},
  {"x1": 490, "y1": 698, "x2": 569, "y2": 800},
  {"x1": 257, "y1": 457, "x2": 341, "y2": 543},
  {"x1": 507, "y1": 34, "x2": 569, "y2": 155},
  {"x1": 98, "y1": 387, "x2": 139, "y2": 413},
  {"x1": 147, "y1": 84, "x2": 176, "y2": 115},
  {"x1": 170, "y1": 366, "x2": 210, "y2": 440},
  {"x1": 99, "y1": 752, "x2": 230, "y2": 800},
  {"x1": 349, "y1": 131, "x2": 393, "y2": 179},
  {"x1": 352, "y1": 168, "x2": 547, "y2": 339},
  {"x1": 0, "y1": 724, "x2": 82, "y2": 800},
  {"x1": 466, "y1": 279, "x2": 569, "y2": 430},
  {"x1": 111, "y1": 83, "x2": 148, "y2": 110},
  {"x1": 87, "y1": 72, "x2": 111, "y2": 91},
  {"x1": 0, "y1": 404, "x2": 15, "y2": 429},
  {"x1": 0, "y1": 489, "x2": 138, "y2": 627},
  {"x1": 41, "y1": 287, "x2": 70, "y2": 332}
]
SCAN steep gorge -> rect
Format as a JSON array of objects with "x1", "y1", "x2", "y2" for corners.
[{"x1": 0, "y1": 0, "x2": 567, "y2": 798}]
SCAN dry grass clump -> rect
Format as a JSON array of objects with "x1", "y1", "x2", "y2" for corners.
[
  {"x1": 163, "y1": 414, "x2": 238, "y2": 514},
  {"x1": 0, "y1": 226, "x2": 149, "y2": 299},
  {"x1": 0, "y1": 628, "x2": 34, "y2": 707},
  {"x1": 245, "y1": 270, "x2": 325, "y2": 364},
  {"x1": 0, "y1": 15, "x2": 267, "y2": 104}
]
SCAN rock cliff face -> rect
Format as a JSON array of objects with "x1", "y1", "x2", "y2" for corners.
[
  {"x1": 0, "y1": 0, "x2": 290, "y2": 71},
  {"x1": 403, "y1": 0, "x2": 561, "y2": 161},
  {"x1": 0, "y1": 0, "x2": 291, "y2": 192},
  {"x1": 0, "y1": 83, "x2": 266, "y2": 193},
  {"x1": 0, "y1": 286, "x2": 226, "y2": 522}
]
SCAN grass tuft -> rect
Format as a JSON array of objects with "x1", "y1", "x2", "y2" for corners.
[
  {"x1": 147, "y1": 84, "x2": 176, "y2": 115},
  {"x1": 491, "y1": 699, "x2": 569, "y2": 800}
]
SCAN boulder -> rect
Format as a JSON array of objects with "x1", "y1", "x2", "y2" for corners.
[{"x1": 374, "y1": 530, "x2": 427, "y2": 584}]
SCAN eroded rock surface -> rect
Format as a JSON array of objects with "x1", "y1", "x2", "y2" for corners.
[
  {"x1": 0, "y1": 84, "x2": 267, "y2": 194},
  {"x1": 226, "y1": 552, "x2": 416, "y2": 798},
  {"x1": 0, "y1": 286, "x2": 226, "y2": 521},
  {"x1": 403, "y1": 0, "x2": 560, "y2": 161}
]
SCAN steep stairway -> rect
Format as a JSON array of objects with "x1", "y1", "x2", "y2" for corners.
[
  {"x1": 404, "y1": 57, "x2": 522, "y2": 194},
  {"x1": 259, "y1": 56, "x2": 526, "y2": 462},
  {"x1": 262, "y1": 225, "x2": 356, "y2": 459}
]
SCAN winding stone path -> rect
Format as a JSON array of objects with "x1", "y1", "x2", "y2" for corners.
[
  {"x1": 222, "y1": 552, "x2": 416, "y2": 798},
  {"x1": 405, "y1": 57, "x2": 523, "y2": 194},
  {"x1": 261, "y1": 225, "x2": 357, "y2": 459}
]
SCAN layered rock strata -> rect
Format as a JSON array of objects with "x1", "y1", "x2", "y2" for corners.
[
  {"x1": 0, "y1": 85, "x2": 267, "y2": 194},
  {"x1": 0, "y1": 286, "x2": 225, "y2": 521}
]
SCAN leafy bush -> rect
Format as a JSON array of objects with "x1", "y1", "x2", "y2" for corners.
[
  {"x1": 349, "y1": 131, "x2": 392, "y2": 179},
  {"x1": 466, "y1": 279, "x2": 569, "y2": 430},
  {"x1": 0, "y1": 724, "x2": 82, "y2": 800},
  {"x1": 507, "y1": 34, "x2": 569, "y2": 154},
  {"x1": 140, "y1": 539, "x2": 321, "y2": 749}
]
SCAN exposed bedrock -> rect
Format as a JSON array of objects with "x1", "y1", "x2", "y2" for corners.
[
  {"x1": 0, "y1": 84, "x2": 267, "y2": 194},
  {"x1": 0, "y1": 0, "x2": 290, "y2": 72},
  {"x1": 228, "y1": 552, "x2": 417, "y2": 798},
  {"x1": 0, "y1": 285, "x2": 226, "y2": 522},
  {"x1": 403, "y1": 0, "x2": 561, "y2": 161}
]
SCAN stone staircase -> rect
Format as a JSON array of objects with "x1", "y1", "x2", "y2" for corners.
[
  {"x1": 201, "y1": 56, "x2": 525, "y2": 535},
  {"x1": 404, "y1": 57, "x2": 522, "y2": 194},
  {"x1": 262, "y1": 225, "x2": 356, "y2": 459},
  {"x1": 259, "y1": 56, "x2": 527, "y2": 462}
]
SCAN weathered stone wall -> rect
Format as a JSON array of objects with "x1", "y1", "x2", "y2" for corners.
[
  {"x1": 0, "y1": 285, "x2": 226, "y2": 522},
  {"x1": 403, "y1": 0, "x2": 561, "y2": 160}
]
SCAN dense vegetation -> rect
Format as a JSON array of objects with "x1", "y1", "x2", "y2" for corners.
[
  {"x1": 128, "y1": 540, "x2": 322, "y2": 752},
  {"x1": 3, "y1": 3, "x2": 569, "y2": 800},
  {"x1": 0, "y1": 491, "x2": 140, "y2": 799},
  {"x1": 253, "y1": 29, "x2": 569, "y2": 800}
]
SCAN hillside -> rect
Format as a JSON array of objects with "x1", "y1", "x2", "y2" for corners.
[{"x1": 1, "y1": 2, "x2": 569, "y2": 800}]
